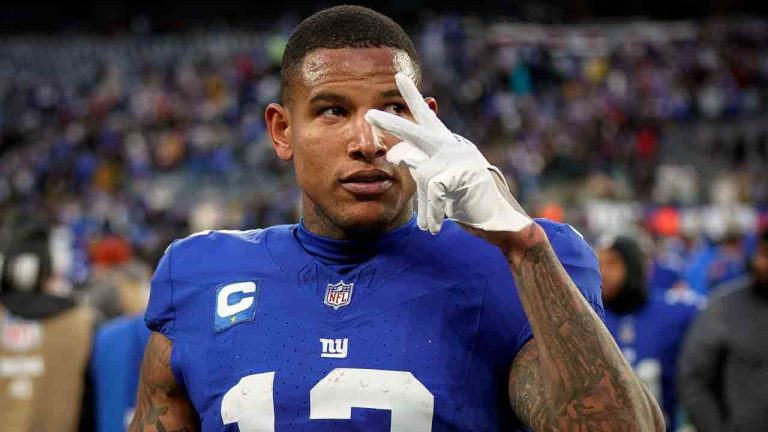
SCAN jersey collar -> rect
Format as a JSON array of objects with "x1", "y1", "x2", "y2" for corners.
[{"x1": 293, "y1": 216, "x2": 417, "y2": 274}]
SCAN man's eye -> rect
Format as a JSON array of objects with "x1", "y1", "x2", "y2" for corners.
[
  {"x1": 382, "y1": 103, "x2": 406, "y2": 115},
  {"x1": 320, "y1": 106, "x2": 346, "y2": 117}
]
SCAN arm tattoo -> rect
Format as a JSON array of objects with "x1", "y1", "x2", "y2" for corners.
[
  {"x1": 130, "y1": 333, "x2": 199, "y2": 432},
  {"x1": 507, "y1": 226, "x2": 663, "y2": 431}
]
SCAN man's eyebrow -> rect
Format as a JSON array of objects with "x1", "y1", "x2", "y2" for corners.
[
  {"x1": 378, "y1": 89, "x2": 402, "y2": 99},
  {"x1": 308, "y1": 92, "x2": 350, "y2": 105}
]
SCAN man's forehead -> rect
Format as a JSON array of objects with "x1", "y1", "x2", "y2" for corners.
[{"x1": 300, "y1": 47, "x2": 418, "y2": 90}]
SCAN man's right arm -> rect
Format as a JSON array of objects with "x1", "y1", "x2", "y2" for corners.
[
  {"x1": 677, "y1": 302, "x2": 727, "y2": 432},
  {"x1": 129, "y1": 332, "x2": 199, "y2": 432}
]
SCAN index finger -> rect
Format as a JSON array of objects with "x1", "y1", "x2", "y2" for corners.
[
  {"x1": 395, "y1": 73, "x2": 444, "y2": 131},
  {"x1": 365, "y1": 109, "x2": 442, "y2": 156}
]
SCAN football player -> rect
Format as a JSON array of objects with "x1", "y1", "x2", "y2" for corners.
[{"x1": 131, "y1": 6, "x2": 663, "y2": 431}]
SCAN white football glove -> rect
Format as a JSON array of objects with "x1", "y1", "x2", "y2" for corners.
[{"x1": 365, "y1": 73, "x2": 532, "y2": 234}]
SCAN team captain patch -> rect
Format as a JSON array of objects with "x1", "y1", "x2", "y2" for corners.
[
  {"x1": 324, "y1": 281, "x2": 353, "y2": 310},
  {"x1": 214, "y1": 281, "x2": 261, "y2": 332}
]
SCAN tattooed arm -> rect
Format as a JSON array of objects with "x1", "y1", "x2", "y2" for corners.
[
  {"x1": 500, "y1": 224, "x2": 664, "y2": 431},
  {"x1": 129, "y1": 333, "x2": 199, "y2": 432},
  {"x1": 367, "y1": 72, "x2": 660, "y2": 428}
]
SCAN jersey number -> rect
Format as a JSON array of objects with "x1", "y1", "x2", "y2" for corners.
[{"x1": 221, "y1": 368, "x2": 434, "y2": 431}]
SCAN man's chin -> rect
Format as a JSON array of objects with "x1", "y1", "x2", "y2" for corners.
[{"x1": 339, "y1": 201, "x2": 405, "y2": 234}]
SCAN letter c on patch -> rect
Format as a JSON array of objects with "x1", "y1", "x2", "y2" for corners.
[{"x1": 217, "y1": 282, "x2": 256, "y2": 318}]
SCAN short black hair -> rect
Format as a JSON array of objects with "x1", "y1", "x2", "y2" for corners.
[{"x1": 280, "y1": 5, "x2": 421, "y2": 103}]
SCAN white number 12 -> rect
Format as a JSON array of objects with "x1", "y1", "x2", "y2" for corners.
[{"x1": 221, "y1": 368, "x2": 434, "y2": 431}]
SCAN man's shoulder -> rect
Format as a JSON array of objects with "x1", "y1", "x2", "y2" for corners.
[
  {"x1": 662, "y1": 286, "x2": 707, "y2": 310},
  {"x1": 645, "y1": 296, "x2": 699, "y2": 327},
  {"x1": 708, "y1": 275, "x2": 753, "y2": 306},
  {"x1": 161, "y1": 225, "x2": 295, "y2": 281},
  {"x1": 171, "y1": 227, "x2": 268, "y2": 252},
  {"x1": 533, "y1": 218, "x2": 595, "y2": 263},
  {"x1": 413, "y1": 218, "x2": 596, "y2": 276},
  {"x1": 145, "y1": 225, "x2": 296, "y2": 337}
]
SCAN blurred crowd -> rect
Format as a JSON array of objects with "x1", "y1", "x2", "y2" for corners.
[
  {"x1": 1, "y1": 19, "x2": 768, "y2": 267},
  {"x1": 0, "y1": 16, "x2": 767, "y2": 432}
]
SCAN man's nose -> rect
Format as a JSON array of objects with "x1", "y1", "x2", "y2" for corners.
[{"x1": 348, "y1": 114, "x2": 387, "y2": 161}]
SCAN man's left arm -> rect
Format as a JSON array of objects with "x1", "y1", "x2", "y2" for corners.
[
  {"x1": 504, "y1": 224, "x2": 664, "y2": 431},
  {"x1": 366, "y1": 72, "x2": 663, "y2": 430}
]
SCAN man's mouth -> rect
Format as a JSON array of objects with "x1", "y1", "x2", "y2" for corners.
[{"x1": 339, "y1": 169, "x2": 394, "y2": 196}]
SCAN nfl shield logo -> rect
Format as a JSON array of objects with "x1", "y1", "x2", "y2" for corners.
[{"x1": 324, "y1": 281, "x2": 354, "y2": 310}]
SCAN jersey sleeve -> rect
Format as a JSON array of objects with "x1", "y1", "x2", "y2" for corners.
[
  {"x1": 144, "y1": 241, "x2": 177, "y2": 339},
  {"x1": 546, "y1": 222, "x2": 604, "y2": 319},
  {"x1": 477, "y1": 220, "x2": 604, "y2": 363}
]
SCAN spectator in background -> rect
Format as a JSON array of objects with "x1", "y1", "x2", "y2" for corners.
[
  {"x1": 684, "y1": 229, "x2": 750, "y2": 297},
  {"x1": 598, "y1": 236, "x2": 699, "y2": 431},
  {"x1": 90, "y1": 313, "x2": 150, "y2": 432},
  {"x1": 678, "y1": 230, "x2": 768, "y2": 432},
  {"x1": 0, "y1": 219, "x2": 94, "y2": 432},
  {"x1": 2, "y1": 20, "x2": 767, "y2": 264},
  {"x1": 85, "y1": 235, "x2": 152, "y2": 432},
  {"x1": 84, "y1": 234, "x2": 150, "y2": 323}
]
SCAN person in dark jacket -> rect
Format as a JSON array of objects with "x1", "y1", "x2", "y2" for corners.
[
  {"x1": 678, "y1": 230, "x2": 768, "y2": 432},
  {"x1": 598, "y1": 235, "x2": 699, "y2": 431}
]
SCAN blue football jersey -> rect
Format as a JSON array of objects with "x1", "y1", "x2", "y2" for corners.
[
  {"x1": 145, "y1": 218, "x2": 603, "y2": 431},
  {"x1": 604, "y1": 298, "x2": 698, "y2": 431},
  {"x1": 91, "y1": 313, "x2": 152, "y2": 432}
]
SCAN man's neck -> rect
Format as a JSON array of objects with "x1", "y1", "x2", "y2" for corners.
[{"x1": 301, "y1": 201, "x2": 413, "y2": 241}]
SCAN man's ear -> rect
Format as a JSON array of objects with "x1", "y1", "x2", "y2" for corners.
[
  {"x1": 265, "y1": 103, "x2": 293, "y2": 161},
  {"x1": 425, "y1": 97, "x2": 438, "y2": 115}
]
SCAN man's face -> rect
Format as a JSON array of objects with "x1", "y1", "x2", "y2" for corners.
[
  {"x1": 598, "y1": 248, "x2": 627, "y2": 302},
  {"x1": 266, "y1": 47, "x2": 431, "y2": 235}
]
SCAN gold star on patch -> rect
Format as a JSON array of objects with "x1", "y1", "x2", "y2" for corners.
[{"x1": 230, "y1": 316, "x2": 237, "y2": 324}]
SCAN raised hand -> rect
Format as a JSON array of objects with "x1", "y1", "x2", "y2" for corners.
[{"x1": 365, "y1": 73, "x2": 532, "y2": 234}]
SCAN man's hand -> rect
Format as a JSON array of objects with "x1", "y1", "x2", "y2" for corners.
[{"x1": 365, "y1": 73, "x2": 531, "y2": 235}]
